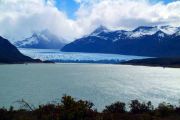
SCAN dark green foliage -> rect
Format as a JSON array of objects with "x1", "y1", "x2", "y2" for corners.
[
  {"x1": 1, "y1": 96, "x2": 180, "y2": 120},
  {"x1": 30, "y1": 95, "x2": 96, "y2": 120},
  {"x1": 103, "y1": 101, "x2": 126, "y2": 113},
  {"x1": 156, "y1": 102, "x2": 175, "y2": 117},
  {"x1": 60, "y1": 95, "x2": 95, "y2": 120},
  {"x1": 129, "y1": 100, "x2": 154, "y2": 114}
]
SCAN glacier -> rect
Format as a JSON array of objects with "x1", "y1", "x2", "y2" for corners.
[{"x1": 19, "y1": 48, "x2": 147, "y2": 64}]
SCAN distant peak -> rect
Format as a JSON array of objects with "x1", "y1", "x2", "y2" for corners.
[
  {"x1": 97, "y1": 25, "x2": 108, "y2": 30},
  {"x1": 32, "y1": 32, "x2": 38, "y2": 37},
  {"x1": 91, "y1": 25, "x2": 109, "y2": 35},
  {"x1": 156, "y1": 30, "x2": 165, "y2": 33},
  {"x1": 133, "y1": 26, "x2": 156, "y2": 32},
  {"x1": 154, "y1": 30, "x2": 167, "y2": 37},
  {"x1": 31, "y1": 30, "x2": 51, "y2": 39}
]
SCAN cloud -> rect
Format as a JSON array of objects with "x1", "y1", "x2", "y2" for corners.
[
  {"x1": 75, "y1": 0, "x2": 180, "y2": 32},
  {"x1": 0, "y1": 0, "x2": 180, "y2": 42},
  {"x1": 0, "y1": 0, "x2": 81, "y2": 42}
]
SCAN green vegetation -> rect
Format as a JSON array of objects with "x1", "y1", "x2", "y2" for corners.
[{"x1": 1, "y1": 95, "x2": 180, "y2": 120}]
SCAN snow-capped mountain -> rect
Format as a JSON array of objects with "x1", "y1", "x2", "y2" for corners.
[
  {"x1": 90, "y1": 25, "x2": 110, "y2": 36},
  {"x1": 62, "y1": 25, "x2": 180, "y2": 57},
  {"x1": 128, "y1": 26, "x2": 180, "y2": 38},
  {"x1": 130, "y1": 26, "x2": 158, "y2": 38},
  {"x1": 158, "y1": 25, "x2": 180, "y2": 35},
  {"x1": 15, "y1": 30, "x2": 67, "y2": 49}
]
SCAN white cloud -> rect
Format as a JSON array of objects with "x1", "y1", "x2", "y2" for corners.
[
  {"x1": 0, "y1": 0, "x2": 81, "y2": 42},
  {"x1": 0, "y1": 0, "x2": 180, "y2": 42},
  {"x1": 75, "y1": 0, "x2": 180, "y2": 33}
]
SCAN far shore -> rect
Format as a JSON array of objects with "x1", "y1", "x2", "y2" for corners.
[
  {"x1": 120, "y1": 57, "x2": 180, "y2": 68},
  {"x1": 2, "y1": 57, "x2": 180, "y2": 69}
]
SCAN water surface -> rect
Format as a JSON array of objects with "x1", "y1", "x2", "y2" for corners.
[{"x1": 0, "y1": 63, "x2": 180, "y2": 110}]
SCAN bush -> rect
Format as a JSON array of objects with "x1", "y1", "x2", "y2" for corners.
[
  {"x1": 103, "y1": 101, "x2": 126, "y2": 113},
  {"x1": 129, "y1": 100, "x2": 153, "y2": 114},
  {"x1": 156, "y1": 102, "x2": 174, "y2": 117},
  {"x1": 1, "y1": 96, "x2": 180, "y2": 120},
  {"x1": 60, "y1": 95, "x2": 95, "y2": 120}
]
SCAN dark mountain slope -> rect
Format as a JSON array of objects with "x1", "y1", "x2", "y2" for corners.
[{"x1": 0, "y1": 36, "x2": 41, "y2": 63}]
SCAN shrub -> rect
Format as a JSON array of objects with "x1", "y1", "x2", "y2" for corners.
[
  {"x1": 156, "y1": 102, "x2": 174, "y2": 117},
  {"x1": 129, "y1": 100, "x2": 153, "y2": 114},
  {"x1": 60, "y1": 95, "x2": 95, "y2": 120},
  {"x1": 103, "y1": 101, "x2": 126, "y2": 113}
]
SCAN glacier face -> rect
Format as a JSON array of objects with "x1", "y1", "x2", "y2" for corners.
[{"x1": 19, "y1": 48, "x2": 147, "y2": 63}]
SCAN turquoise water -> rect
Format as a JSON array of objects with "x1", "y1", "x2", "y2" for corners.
[{"x1": 0, "y1": 63, "x2": 180, "y2": 110}]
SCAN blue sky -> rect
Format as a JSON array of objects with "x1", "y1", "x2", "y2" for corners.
[
  {"x1": 55, "y1": 0, "x2": 175, "y2": 19},
  {"x1": 154, "y1": 0, "x2": 175, "y2": 4},
  {"x1": 56, "y1": 0, "x2": 80, "y2": 19}
]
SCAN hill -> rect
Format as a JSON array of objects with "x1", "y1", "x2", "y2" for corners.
[{"x1": 0, "y1": 36, "x2": 41, "y2": 64}]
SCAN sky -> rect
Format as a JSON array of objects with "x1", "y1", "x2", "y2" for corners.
[
  {"x1": 0, "y1": 0, "x2": 179, "y2": 42},
  {"x1": 56, "y1": 0, "x2": 174, "y2": 19}
]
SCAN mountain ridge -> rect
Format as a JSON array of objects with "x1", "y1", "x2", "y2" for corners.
[{"x1": 62, "y1": 25, "x2": 180, "y2": 57}]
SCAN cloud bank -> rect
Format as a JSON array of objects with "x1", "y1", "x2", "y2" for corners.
[
  {"x1": 0, "y1": 0, "x2": 81, "y2": 42},
  {"x1": 0, "y1": 0, "x2": 180, "y2": 42}
]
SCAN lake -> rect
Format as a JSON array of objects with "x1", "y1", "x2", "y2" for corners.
[{"x1": 0, "y1": 63, "x2": 180, "y2": 111}]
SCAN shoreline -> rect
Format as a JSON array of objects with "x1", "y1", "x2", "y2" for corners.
[
  {"x1": 120, "y1": 57, "x2": 180, "y2": 68},
  {"x1": 1, "y1": 57, "x2": 180, "y2": 69}
]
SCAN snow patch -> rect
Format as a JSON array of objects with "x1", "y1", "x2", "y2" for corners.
[
  {"x1": 158, "y1": 26, "x2": 179, "y2": 35},
  {"x1": 130, "y1": 27, "x2": 158, "y2": 38}
]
